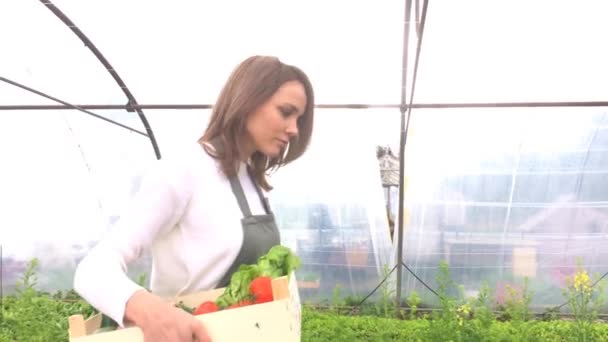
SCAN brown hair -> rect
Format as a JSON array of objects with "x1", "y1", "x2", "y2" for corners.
[{"x1": 199, "y1": 55, "x2": 315, "y2": 191}]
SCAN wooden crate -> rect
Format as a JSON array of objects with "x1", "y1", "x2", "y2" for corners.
[{"x1": 68, "y1": 274, "x2": 301, "y2": 342}]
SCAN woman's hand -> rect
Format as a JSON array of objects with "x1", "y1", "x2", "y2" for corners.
[{"x1": 125, "y1": 290, "x2": 212, "y2": 342}]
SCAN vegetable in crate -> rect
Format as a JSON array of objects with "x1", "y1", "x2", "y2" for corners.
[
  {"x1": 257, "y1": 245, "x2": 301, "y2": 278},
  {"x1": 194, "y1": 301, "x2": 219, "y2": 315},
  {"x1": 215, "y1": 245, "x2": 300, "y2": 309},
  {"x1": 249, "y1": 276, "x2": 273, "y2": 304}
]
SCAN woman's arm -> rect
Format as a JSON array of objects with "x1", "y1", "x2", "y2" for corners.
[{"x1": 73, "y1": 157, "x2": 193, "y2": 327}]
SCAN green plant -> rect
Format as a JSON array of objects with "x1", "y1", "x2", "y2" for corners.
[
  {"x1": 376, "y1": 264, "x2": 396, "y2": 318},
  {"x1": 499, "y1": 277, "x2": 535, "y2": 341},
  {"x1": 6, "y1": 257, "x2": 608, "y2": 341},
  {"x1": 563, "y1": 264, "x2": 606, "y2": 342},
  {"x1": 331, "y1": 283, "x2": 343, "y2": 314},
  {"x1": 424, "y1": 260, "x2": 465, "y2": 341},
  {"x1": 540, "y1": 307, "x2": 560, "y2": 322},
  {"x1": 472, "y1": 281, "x2": 496, "y2": 329},
  {"x1": 0, "y1": 259, "x2": 95, "y2": 342},
  {"x1": 406, "y1": 290, "x2": 421, "y2": 320}
]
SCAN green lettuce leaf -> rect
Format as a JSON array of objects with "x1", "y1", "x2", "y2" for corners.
[{"x1": 214, "y1": 245, "x2": 301, "y2": 308}]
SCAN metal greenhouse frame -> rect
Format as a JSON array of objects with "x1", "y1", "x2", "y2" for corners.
[{"x1": 2, "y1": 0, "x2": 608, "y2": 316}]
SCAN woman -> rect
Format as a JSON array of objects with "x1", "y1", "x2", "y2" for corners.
[{"x1": 73, "y1": 55, "x2": 315, "y2": 342}]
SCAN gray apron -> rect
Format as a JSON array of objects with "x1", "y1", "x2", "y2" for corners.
[{"x1": 216, "y1": 165, "x2": 281, "y2": 288}]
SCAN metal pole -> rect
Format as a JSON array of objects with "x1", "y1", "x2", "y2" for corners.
[
  {"x1": 0, "y1": 77, "x2": 148, "y2": 137},
  {"x1": 3, "y1": 101, "x2": 608, "y2": 111},
  {"x1": 39, "y1": 0, "x2": 162, "y2": 160},
  {"x1": 395, "y1": 0, "x2": 414, "y2": 310}
]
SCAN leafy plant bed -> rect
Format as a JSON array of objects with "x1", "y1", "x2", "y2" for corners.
[
  {"x1": 302, "y1": 308, "x2": 608, "y2": 341},
  {"x1": 1, "y1": 259, "x2": 607, "y2": 341}
]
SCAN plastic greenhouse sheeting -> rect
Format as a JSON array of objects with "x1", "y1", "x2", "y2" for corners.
[
  {"x1": 0, "y1": 107, "x2": 396, "y2": 300},
  {"x1": 1, "y1": 0, "x2": 404, "y2": 105},
  {"x1": 0, "y1": 0, "x2": 402, "y2": 300},
  {"x1": 413, "y1": 1, "x2": 608, "y2": 103},
  {"x1": 2, "y1": 0, "x2": 608, "y2": 311},
  {"x1": 395, "y1": 108, "x2": 608, "y2": 310}
]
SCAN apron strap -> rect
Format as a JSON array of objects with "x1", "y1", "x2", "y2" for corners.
[
  {"x1": 228, "y1": 173, "x2": 252, "y2": 217},
  {"x1": 205, "y1": 136, "x2": 271, "y2": 217},
  {"x1": 246, "y1": 166, "x2": 272, "y2": 214},
  {"x1": 228, "y1": 167, "x2": 272, "y2": 217}
]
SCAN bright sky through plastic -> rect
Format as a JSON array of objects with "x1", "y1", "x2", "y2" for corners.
[{"x1": 3, "y1": 0, "x2": 608, "y2": 102}]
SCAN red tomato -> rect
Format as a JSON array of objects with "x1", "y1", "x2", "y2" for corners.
[
  {"x1": 193, "y1": 301, "x2": 219, "y2": 315},
  {"x1": 249, "y1": 276, "x2": 274, "y2": 304}
]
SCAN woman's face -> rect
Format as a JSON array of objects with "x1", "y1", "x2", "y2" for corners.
[{"x1": 245, "y1": 80, "x2": 307, "y2": 158}]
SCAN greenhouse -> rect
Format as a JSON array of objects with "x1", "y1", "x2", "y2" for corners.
[{"x1": 1, "y1": 0, "x2": 608, "y2": 341}]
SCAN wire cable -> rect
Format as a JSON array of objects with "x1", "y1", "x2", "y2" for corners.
[{"x1": 0, "y1": 76, "x2": 147, "y2": 136}]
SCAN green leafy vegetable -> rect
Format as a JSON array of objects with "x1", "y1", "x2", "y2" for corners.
[
  {"x1": 215, "y1": 245, "x2": 301, "y2": 308},
  {"x1": 258, "y1": 245, "x2": 301, "y2": 278},
  {"x1": 215, "y1": 264, "x2": 260, "y2": 308}
]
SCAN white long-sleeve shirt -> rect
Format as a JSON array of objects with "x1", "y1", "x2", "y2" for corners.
[{"x1": 73, "y1": 142, "x2": 267, "y2": 327}]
